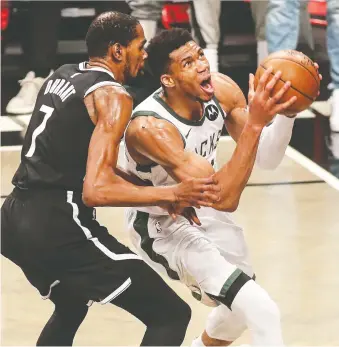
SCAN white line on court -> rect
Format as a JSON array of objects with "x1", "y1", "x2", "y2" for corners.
[
  {"x1": 219, "y1": 136, "x2": 339, "y2": 192},
  {"x1": 2, "y1": 137, "x2": 339, "y2": 191},
  {"x1": 286, "y1": 146, "x2": 339, "y2": 191}
]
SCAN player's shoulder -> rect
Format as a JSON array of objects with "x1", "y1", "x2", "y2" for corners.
[
  {"x1": 211, "y1": 72, "x2": 241, "y2": 93},
  {"x1": 53, "y1": 63, "x2": 79, "y2": 76},
  {"x1": 127, "y1": 113, "x2": 179, "y2": 141},
  {"x1": 211, "y1": 72, "x2": 244, "y2": 107}
]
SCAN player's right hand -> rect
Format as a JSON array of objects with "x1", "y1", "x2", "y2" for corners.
[
  {"x1": 247, "y1": 66, "x2": 297, "y2": 127},
  {"x1": 172, "y1": 176, "x2": 220, "y2": 209}
]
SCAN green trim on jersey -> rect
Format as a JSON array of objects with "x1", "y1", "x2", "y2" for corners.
[
  {"x1": 132, "y1": 211, "x2": 180, "y2": 280},
  {"x1": 153, "y1": 92, "x2": 206, "y2": 126}
]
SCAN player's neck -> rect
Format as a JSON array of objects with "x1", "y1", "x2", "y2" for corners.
[
  {"x1": 162, "y1": 90, "x2": 203, "y2": 122},
  {"x1": 87, "y1": 58, "x2": 125, "y2": 84}
]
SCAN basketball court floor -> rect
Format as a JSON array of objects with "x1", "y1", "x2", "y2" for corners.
[{"x1": 1, "y1": 137, "x2": 339, "y2": 346}]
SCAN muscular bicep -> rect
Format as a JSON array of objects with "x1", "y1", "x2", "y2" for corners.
[
  {"x1": 84, "y1": 86, "x2": 133, "y2": 189},
  {"x1": 212, "y1": 72, "x2": 248, "y2": 142},
  {"x1": 126, "y1": 117, "x2": 214, "y2": 182}
]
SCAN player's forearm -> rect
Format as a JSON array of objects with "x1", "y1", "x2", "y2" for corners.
[
  {"x1": 83, "y1": 174, "x2": 174, "y2": 207},
  {"x1": 214, "y1": 122, "x2": 263, "y2": 211},
  {"x1": 115, "y1": 166, "x2": 150, "y2": 186},
  {"x1": 255, "y1": 114, "x2": 295, "y2": 169}
]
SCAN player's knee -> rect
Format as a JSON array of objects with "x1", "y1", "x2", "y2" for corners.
[
  {"x1": 256, "y1": 295, "x2": 281, "y2": 324},
  {"x1": 150, "y1": 297, "x2": 191, "y2": 330},
  {"x1": 206, "y1": 306, "x2": 246, "y2": 343},
  {"x1": 238, "y1": 281, "x2": 281, "y2": 331},
  {"x1": 53, "y1": 298, "x2": 88, "y2": 324}
]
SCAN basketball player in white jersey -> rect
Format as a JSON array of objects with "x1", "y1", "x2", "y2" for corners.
[{"x1": 123, "y1": 29, "x2": 321, "y2": 346}]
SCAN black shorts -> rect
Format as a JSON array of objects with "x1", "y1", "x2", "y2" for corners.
[{"x1": 1, "y1": 187, "x2": 165, "y2": 305}]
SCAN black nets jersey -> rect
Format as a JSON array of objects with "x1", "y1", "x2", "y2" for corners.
[{"x1": 12, "y1": 62, "x2": 122, "y2": 191}]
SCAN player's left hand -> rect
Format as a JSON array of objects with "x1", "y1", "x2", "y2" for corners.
[{"x1": 167, "y1": 205, "x2": 202, "y2": 226}]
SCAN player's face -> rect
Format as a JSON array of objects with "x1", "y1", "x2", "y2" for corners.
[
  {"x1": 167, "y1": 41, "x2": 214, "y2": 102},
  {"x1": 125, "y1": 24, "x2": 147, "y2": 79}
]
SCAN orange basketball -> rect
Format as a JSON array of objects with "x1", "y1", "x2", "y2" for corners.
[{"x1": 254, "y1": 50, "x2": 320, "y2": 116}]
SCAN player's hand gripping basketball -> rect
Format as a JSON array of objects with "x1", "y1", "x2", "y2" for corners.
[
  {"x1": 171, "y1": 176, "x2": 220, "y2": 209},
  {"x1": 247, "y1": 66, "x2": 297, "y2": 126}
]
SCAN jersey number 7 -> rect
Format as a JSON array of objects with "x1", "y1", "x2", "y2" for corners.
[{"x1": 26, "y1": 105, "x2": 54, "y2": 158}]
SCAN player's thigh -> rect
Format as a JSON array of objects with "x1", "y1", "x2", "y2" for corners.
[
  {"x1": 112, "y1": 260, "x2": 191, "y2": 325},
  {"x1": 131, "y1": 212, "x2": 243, "y2": 297},
  {"x1": 176, "y1": 234, "x2": 240, "y2": 296},
  {"x1": 201, "y1": 215, "x2": 254, "y2": 277}
]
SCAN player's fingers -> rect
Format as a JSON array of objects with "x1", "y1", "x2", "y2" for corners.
[
  {"x1": 211, "y1": 174, "x2": 219, "y2": 185},
  {"x1": 262, "y1": 70, "x2": 282, "y2": 100},
  {"x1": 256, "y1": 66, "x2": 273, "y2": 93},
  {"x1": 190, "y1": 213, "x2": 201, "y2": 226},
  {"x1": 194, "y1": 177, "x2": 216, "y2": 185},
  {"x1": 197, "y1": 200, "x2": 213, "y2": 207},
  {"x1": 188, "y1": 200, "x2": 201, "y2": 209},
  {"x1": 273, "y1": 96, "x2": 297, "y2": 114},
  {"x1": 201, "y1": 183, "x2": 221, "y2": 193},
  {"x1": 169, "y1": 212, "x2": 177, "y2": 221},
  {"x1": 248, "y1": 73, "x2": 255, "y2": 93},
  {"x1": 202, "y1": 192, "x2": 220, "y2": 203},
  {"x1": 314, "y1": 63, "x2": 322, "y2": 80},
  {"x1": 266, "y1": 81, "x2": 291, "y2": 107}
]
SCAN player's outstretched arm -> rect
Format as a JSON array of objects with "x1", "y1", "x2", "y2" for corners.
[
  {"x1": 212, "y1": 72, "x2": 296, "y2": 170},
  {"x1": 212, "y1": 67, "x2": 297, "y2": 211},
  {"x1": 212, "y1": 63, "x2": 321, "y2": 170},
  {"x1": 82, "y1": 85, "x2": 219, "y2": 208}
]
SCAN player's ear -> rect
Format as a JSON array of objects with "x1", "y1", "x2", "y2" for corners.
[
  {"x1": 110, "y1": 43, "x2": 125, "y2": 62},
  {"x1": 161, "y1": 74, "x2": 175, "y2": 89}
]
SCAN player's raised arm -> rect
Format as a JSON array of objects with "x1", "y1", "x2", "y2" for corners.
[
  {"x1": 126, "y1": 68, "x2": 296, "y2": 212},
  {"x1": 82, "y1": 85, "x2": 219, "y2": 208},
  {"x1": 212, "y1": 67, "x2": 297, "y2": 211},
  {"x1": 212, "y1": 63, "x2": 321, "y2": 170}
]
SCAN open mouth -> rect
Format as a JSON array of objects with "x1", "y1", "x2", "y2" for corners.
[{"x1": 200, "y1": 76, "x2": 214, "y2": 95}]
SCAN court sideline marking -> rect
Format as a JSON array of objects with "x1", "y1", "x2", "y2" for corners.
[{"x1": 1, "y1": 138, "x2": 339, "y2": 191}]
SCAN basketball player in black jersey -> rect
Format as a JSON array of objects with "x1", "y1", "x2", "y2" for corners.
[{"x1": 1, "y1": 12, "x2": 220, "y2": 346}]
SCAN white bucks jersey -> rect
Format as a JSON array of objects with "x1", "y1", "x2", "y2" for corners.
[{"x1": 124, "y1": 89, "x2": 227, "y2": 215}]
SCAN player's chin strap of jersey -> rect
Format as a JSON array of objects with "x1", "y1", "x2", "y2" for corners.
[{"x1": 255, "y1": 113, "x2": 295, "y2": 170}]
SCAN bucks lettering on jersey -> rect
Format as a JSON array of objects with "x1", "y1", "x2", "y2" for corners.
[{"x1": 123, "y1": 89, "x2": 227, "y2": 215}]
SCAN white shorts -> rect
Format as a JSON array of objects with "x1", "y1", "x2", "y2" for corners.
[{"x1": 126, "y1": 207, "x2": 254, "y2": 307}]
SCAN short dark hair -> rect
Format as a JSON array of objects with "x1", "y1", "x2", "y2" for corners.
[
  {"x1": 86, "y1": 11, "x2": 139, "y2": 58},
  {"x1": 146, "y1": 28, "x2": 194, "y2": 82}
]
